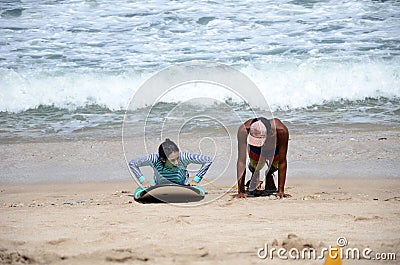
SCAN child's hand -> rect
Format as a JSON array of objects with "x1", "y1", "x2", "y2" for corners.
[
  {"x1": 141, "y1": 180, "x2": 154, "y2": 188},
  {"x1": 188, "y1": 180, "x2": 199, "y2": 186}
]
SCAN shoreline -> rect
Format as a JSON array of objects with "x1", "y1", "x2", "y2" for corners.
[
  {"x1": 1, "y1": 121, "x2": 399, "y2": 144},
  {"x1": 1, "y1": 127, "x2": 399, "y2": 184}
]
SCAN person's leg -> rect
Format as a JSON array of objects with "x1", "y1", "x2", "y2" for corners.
[
  {"x1": 248, "y1": 164, "x2": 261, "y2": 191},
  {"x1": 264, "y1": 162, "x2": 278, "y2": 191},
  {"x1": 246, "y1": 159, "x2": 266, "y2": 196}
]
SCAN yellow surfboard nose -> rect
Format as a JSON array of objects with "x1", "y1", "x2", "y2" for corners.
[{"x1": 324, "y1": 246, "x2": 342, "y2": 265}]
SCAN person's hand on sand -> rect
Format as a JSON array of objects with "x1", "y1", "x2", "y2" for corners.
[
  {"x1": 233, "y1": 192, "x2": 248, "y2": 199},
  {"x1": 276, "y1": 192, "x2": 291, "y2": 198},
  {"x1": 141, "y1": 180, "x2": 154, "y2": 188},
  {"x1": 188, "y1": 180, "x2": 199, "y2": 186}
]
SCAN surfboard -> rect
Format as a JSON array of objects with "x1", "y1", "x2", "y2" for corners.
[{"x1": 132, "y1": 184, "x2": 205, "y2": 203}]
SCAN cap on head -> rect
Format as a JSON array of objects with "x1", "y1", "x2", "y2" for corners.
[{"x1": 247, "y1": 120, "x2": 267, "y2": 147}]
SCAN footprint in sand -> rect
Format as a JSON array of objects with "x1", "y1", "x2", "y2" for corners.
[
  {"x1": 384, "y1": 197, "x2": 400, "y2": 202},
  {"x1": 0, "y1": 249, "x2": 34, "y2": 264},
  {"x1": 161, "y1": 215, "x2": 191, "y2": 224},
  {"x1": 281, "y1": 234, "x2": 325, "y2": 250},
  {"x1": 354, "y1": 216, "x2": 382, "y2": 222},
  {"x1": 46, "y1": 238, "x2": 70, "y2": 246},
  {"x1": 104, "y1": 249, "x2": 149, "y2": 263}
]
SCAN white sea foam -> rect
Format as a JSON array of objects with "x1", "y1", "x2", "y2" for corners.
[
  {"x1": 0, "y1": 70, "x2": 147, "y2": 112},
  {"x1": 1, "y1": 59, "x2": 398, "y2": 113},
  {"x1": 241, "y1": 59, "x2": 400, "y2": 110}
]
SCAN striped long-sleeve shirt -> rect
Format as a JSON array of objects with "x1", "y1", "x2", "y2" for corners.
[{"x1": 129, "y1": 152, "x2": 212, "y2": 185}]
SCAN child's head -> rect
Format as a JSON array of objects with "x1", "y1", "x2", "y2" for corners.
[{"x1": 158, "y1": 138, "x2": 180, "y2": 167}]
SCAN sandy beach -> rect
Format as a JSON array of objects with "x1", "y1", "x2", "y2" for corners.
[{"x1": 1, "y1": 127, "x2": 399, "y2": 265}]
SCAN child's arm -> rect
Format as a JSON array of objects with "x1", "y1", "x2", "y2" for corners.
[
  {"x1": 181, "y1": 152, "x2": 212, "y2": 184},
  {"x1": 129, "y1": 154, "x2": 156, "y2": 185}
]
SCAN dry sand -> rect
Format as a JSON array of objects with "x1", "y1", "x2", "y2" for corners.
[{"x1": 0, "y1": 128, "x2": 399, "y2": 264}]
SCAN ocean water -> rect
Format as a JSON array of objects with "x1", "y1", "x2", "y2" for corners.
[{"x1": 1, "y1": 0, "x2": 399, "y2": 142}]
